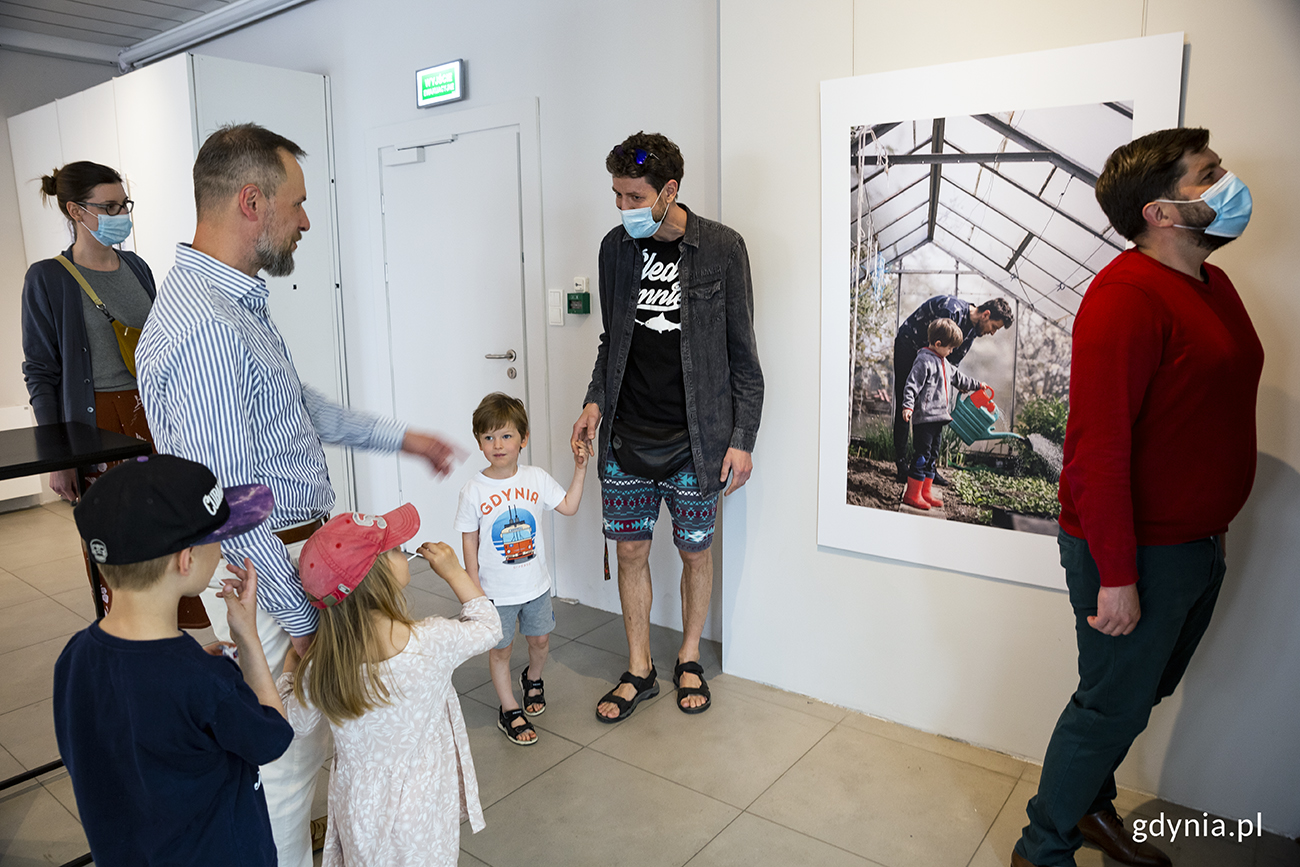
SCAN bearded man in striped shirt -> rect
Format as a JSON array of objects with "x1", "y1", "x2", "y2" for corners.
[{"x1": 137, "y1": 123, "x2": 458, "y2": 867}]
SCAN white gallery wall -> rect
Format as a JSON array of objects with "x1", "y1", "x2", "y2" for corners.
[
  {"x1": 720, "y1": 0, "x2": 1299, "y2": 837},
  {"x1": 189, "y1": 0, "x2": 723, "y2": 637}
]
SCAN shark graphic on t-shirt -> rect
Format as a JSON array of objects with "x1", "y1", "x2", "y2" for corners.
[{"x1": 637, "y1": 248, "x2": 681, "y2": 333}]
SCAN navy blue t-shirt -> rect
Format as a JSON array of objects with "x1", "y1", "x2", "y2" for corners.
[{"x1": 53, "y1": 622, "x2": 294, "y2": 866}]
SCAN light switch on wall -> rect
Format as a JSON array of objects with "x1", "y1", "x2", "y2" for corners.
[{"x1": 547, "y1": 289, "x2": 564, "y2": 326}]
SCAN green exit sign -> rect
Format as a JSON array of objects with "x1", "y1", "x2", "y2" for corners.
[{"x1": 416, "y1": 59, "x2": 465, "y2": 108}]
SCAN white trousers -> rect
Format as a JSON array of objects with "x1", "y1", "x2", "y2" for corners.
[{"x1": 201, "y1": 539, "x2": 331, "y2": 867}]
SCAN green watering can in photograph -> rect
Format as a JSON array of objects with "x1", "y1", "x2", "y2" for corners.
[{"x1": 949, "y1": 386, "x2": 1028, "y2": 447}]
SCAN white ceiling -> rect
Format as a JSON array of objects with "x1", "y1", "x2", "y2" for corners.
[{"x1": 0, "y1": 0, "x2": 230, "y2": 49}]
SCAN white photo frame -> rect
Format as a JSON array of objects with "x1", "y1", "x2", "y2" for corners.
[{"x1": 818, "y1": 33, "x2": 1185, "y2": 589}]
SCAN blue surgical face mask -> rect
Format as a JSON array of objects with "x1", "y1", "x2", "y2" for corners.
[
  {"x1": 1158, "y1": 171, "x2": 1252, "y2": 239},
  {"x1": 80, "y1": 211, "x2": 133, "y2": 247},
  {"x1": 620, "y1": 186, "x2": 667, "y2": 239}
]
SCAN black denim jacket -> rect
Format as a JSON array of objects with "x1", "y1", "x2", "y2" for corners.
[{"x1": 584, "y1": 205, "x2": 764, "y2": 496}]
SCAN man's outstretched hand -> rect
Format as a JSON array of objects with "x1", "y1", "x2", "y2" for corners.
[{"x1": 402, "y1": 430, "x2": 467, "y2": 477}]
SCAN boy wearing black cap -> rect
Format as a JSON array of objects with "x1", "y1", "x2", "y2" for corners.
[{"x1": 54, "y1": 454, "x2": 294, "y2": 867}]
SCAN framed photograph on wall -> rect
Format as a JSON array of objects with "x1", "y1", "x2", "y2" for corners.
[{"x1": 818, "y1": 33, "x2": 1185, "y2": 589}]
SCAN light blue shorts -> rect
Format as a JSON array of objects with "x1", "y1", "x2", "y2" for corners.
[{"x1": 492, "y1": 590, "x2": 554, "y2": 650}]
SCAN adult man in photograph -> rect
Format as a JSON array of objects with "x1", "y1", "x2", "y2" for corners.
[
  {"x1": 892, "y1": 295, "x2": 1012, "y2": 481},
  {"x1": 571, "y1": 132, "x2": 763, "y2": 721},
  {"x1": 136, "y1": 123, "x2": 459, "y2": 867},
  {"x1": 1011, "y1": 128, "x2": 1262, "y2": 867}
]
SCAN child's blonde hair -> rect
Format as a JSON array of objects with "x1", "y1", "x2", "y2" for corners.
[
  {"x1": 294, "y1": 549, "x2": 415, "y2": 725},
  {"x1": 928, "y1": 317, "x2": 963, "y2": 348},
  {"x1": 98, "y1": 553, "x2": 171, "y2": 592}
]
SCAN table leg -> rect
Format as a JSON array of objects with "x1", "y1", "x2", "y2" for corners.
[{"x1": 74, "y1": 467, "x2": 106, "y2": 621}]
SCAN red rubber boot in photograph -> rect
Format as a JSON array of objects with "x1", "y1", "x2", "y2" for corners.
[
  {"x1": 902, "y1": 477, "x2": 931, "y2": 510},
  {"x1": 921, "y1": 476, "x2": 944, "y2": 507}
]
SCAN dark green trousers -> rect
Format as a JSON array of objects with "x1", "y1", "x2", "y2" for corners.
[{"x1": 1015, "y1": 529, "x2": 1226, "y2": 866}]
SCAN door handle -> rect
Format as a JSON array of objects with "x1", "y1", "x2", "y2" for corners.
[{"x1": 485, "y1": 350, "x2": 517, "y2": 361}]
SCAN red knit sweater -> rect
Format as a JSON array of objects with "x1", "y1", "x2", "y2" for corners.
[{"x1": 1057, "y1": 249, "x2": 1263, "y2": 586}]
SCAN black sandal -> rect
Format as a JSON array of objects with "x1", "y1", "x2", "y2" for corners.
[
  {"x1": 520, "y1": 669, "x2": 546, "y2": 716},
  {"x1": 673, "y1": 658, "x2": 711, "y2": 714},
  {"x1": 498, "y1": 706, "x2": 538, "y2": 745},
  {"x1": 595, "y1": 665, "x2": 659, "y2": 723}
]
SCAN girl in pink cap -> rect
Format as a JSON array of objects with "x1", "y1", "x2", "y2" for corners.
[{"x1": 277, "y1": 504, "x2": 502, "y2": 867}]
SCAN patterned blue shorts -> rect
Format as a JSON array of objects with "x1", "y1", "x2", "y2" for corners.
[{"x1": 601, "y1": 454, "x2": 719, "y2": 552}]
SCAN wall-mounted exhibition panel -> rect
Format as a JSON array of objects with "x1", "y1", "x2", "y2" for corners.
[
  {"x1": 7, "y1": 103, "x2": 66, "y2": 264},
  {"x1": 114, "y1": 53, "x2": 199, "y2": 277}
]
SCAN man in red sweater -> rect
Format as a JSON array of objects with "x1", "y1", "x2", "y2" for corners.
[{"x1": 1012, "y1": 128, "x2": 1263, "y2": 867}]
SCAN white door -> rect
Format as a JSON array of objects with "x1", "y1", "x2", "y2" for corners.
[{"x1": 380, "y1": 126, "x2": 529, "y2": 545}]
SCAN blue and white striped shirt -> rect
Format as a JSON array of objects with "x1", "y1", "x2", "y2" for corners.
[{"x1": 137, "y1": 244, "x2": 406, "y2": 636}]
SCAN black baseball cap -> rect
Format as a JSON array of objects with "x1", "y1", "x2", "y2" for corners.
[{"x1": 73, "y1": 454, "x2": 275, "y2": 566}]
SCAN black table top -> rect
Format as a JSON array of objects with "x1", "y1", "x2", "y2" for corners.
[{"x1": 0, "y1": 423, "x2": 152, "y2": 481}]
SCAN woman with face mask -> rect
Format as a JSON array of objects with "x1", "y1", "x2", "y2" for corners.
[{"x1": 19, "y1": 162, "x2": 203, "y2": 625}]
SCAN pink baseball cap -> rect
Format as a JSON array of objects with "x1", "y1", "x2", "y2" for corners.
[{"x1": 300, "y1": 503, "x2": 420, "y2": 608}]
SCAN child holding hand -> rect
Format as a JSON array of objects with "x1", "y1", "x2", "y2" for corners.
[
  {"x1": 455, "y1": 392, "x2": 586, "y2": 745},
  {"x1": 277, "y1": 505, "x2": 502, "y2": 867},
  {"x1": 901, "y1": 318, "x2": 986, "y2": 510}
]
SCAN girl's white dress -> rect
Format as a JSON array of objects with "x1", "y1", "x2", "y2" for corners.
[{"x1": 277, "y1": 598, "x2": 502, "y2": 867}]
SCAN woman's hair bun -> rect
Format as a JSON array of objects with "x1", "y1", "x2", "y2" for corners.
[{"x1": 39, "y1": 170, "x2": 60, "y2": 199}]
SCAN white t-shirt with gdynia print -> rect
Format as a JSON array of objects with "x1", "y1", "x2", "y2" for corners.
[{"x1": 454, "y1": 465, "x2": 566, "y2": 605}]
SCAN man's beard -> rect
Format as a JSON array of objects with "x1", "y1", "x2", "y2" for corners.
[
  {"x1": 1188, "y1": 229, "x2": 1234, "y2": 253},
  {"x1": 254, "y1": 219, "x2": 297, "y2": 277},
  {"x1": 1176, "y1": 201, "x2": 1234, "y2": 252}
]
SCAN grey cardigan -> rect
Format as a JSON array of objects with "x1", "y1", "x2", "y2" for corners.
[
  {"x1": 21, "y1": 246, "x2": 157, "y2": 426},
  {"x1": 584, "y1": 205, "x2": 764, "y2": 497},
  {"x1": 902, "y1": 348, "x2": 980, "y2": 424}
]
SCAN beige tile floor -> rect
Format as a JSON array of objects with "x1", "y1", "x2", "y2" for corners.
[{"x1": 0, "y1": 501, "x2": 1295, "y2": 867}]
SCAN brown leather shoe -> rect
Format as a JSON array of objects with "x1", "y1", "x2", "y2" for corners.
[
  {"x1": 310, "y1": 816, "x2": 328, "y2": 851},
  {"x1": 1077, "y1": 810, "x2": 1172, "y2": 867},
  {"x1": 1010, "y1": 851, "x2": 1043, "y2": 867}
]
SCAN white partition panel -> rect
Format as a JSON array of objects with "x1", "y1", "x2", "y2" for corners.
[
  {"x1": 55, "y1": 81, "x2": 131, "y2": 252},
  {"x1": 0, "y1": 406, "x2": 40, "y2": 502},
  {"x1": 55, "y1": 80, "x2": 121, "y2": 169},
  {"x1": 8, "y1": 103, "x2": 67, "y2": 263},
  {"x1": 114, "y1": 54, "x2": 198, "y2": 277}
]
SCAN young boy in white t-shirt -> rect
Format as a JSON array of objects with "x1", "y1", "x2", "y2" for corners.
[{"x1": 454, "y1": 392, "x2": 587, "y2": 745}]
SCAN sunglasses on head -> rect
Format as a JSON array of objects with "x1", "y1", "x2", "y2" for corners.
[{"x1": 612, "y1": 145, "x2": 658, "y2": 165}]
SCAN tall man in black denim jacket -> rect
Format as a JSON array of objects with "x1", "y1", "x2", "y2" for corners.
[{"x1": 572, "y1": 132, "x2": 763, "y2": 722}]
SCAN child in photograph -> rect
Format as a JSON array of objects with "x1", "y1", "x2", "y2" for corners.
[
  {"x1": 455, "y1": 392, "x2": 587, "y2": 745},
  {"x1": 279, "y1": 506, "x2": 502, "y2": 867},
  {"x1": 55, "y1": 454, "x2": 291, "y2": 867},
  {"x1": 901, "y1": 318, "x2": 987, "y2": 511}
]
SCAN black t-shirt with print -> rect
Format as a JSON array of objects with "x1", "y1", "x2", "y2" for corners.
[{"x1": 616, "y1": 236, "x2": 687, "y2": 430}]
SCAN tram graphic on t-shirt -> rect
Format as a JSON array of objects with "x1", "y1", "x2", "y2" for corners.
[
  {"x1": 453, "y1": 465, "x2": 567, "y2": 605},
  {"x1": 494, "y1": 505, "x2": 536, "y2": 564}
]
